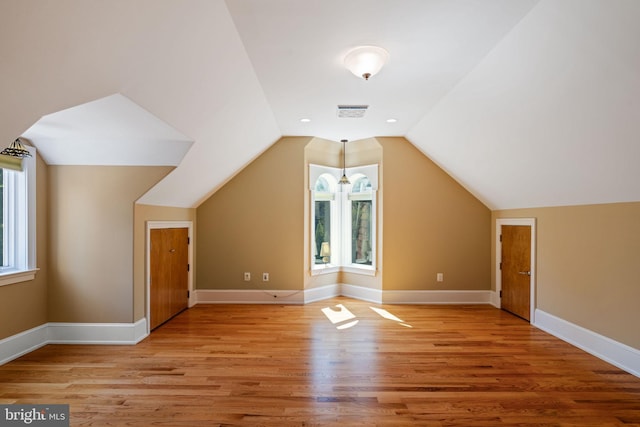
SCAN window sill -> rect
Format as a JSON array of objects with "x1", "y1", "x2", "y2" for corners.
[
  {"x1": 311, "y1": 265, "x2": 377, "y2": 277},
  {"x1": 0, "y1": 268, "x2": 39, "y2": 287},
  {"x1": 311, "y1": 265, "x2": 340, "y2": 276},
  {"x1": 342, "y1": 265, "x2": 376, "y2": 276}
]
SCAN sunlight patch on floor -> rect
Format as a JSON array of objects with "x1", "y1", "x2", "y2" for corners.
[
  {"x1": 321, "y1": 304, "x2": 356, "y2": 324},
  {"x1": 370, "y1": 307, "x2": 413, "y2": 328},
  {"x1": 321, "y1": 304, "x2": 411, "y2": 329}
]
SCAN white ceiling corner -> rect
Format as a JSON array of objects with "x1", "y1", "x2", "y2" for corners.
[{"x1": 23, "y1": 94, "x2": 193, "y2": 166}]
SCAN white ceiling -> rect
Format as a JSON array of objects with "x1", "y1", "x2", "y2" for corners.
[
  {"x1": 3, "y1": 0, "x2": 640, "y2": 209},
  {"x1": 22, "y1": 94, "x2": 192, "y2": 166},
  {"x1": 225, "y1": 0, "x2": 538, "y2": 142}
]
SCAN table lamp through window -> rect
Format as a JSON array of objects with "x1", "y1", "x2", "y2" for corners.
[{"x1": 320, "y1": 242, "x2": 331, "y2": 265}]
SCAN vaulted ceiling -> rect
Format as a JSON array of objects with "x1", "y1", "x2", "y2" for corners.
[{"x1": 2, "y1": 0, "x2": 639, "y2": 210}]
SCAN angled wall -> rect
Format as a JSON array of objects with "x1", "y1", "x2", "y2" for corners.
[
  {"x1": 379, "y1": 137, "x2": 491, "y2": 291},
  {"x1": 196, "y1": 137, "x2": 309, "y2": 291}
]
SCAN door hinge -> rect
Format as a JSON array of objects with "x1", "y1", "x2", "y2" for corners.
[
  {"x1": 499, "y1": 262, "x2": 502, "y2": 270},
  {"x1": 499, "y1": 234, "x2": 502, "y2": 242},
  {"x1": 187, "y1": 290, "x2": 190, "y2": 298},
  {"x1": 187, "y1": 237, "x2": 190, "y2": 245},
  {"x1": 499, "y1": 290, "x2": 502, "y2": 298},
  {"x1": 187, "y1": 264, "x2": 190, "y2": 272}
]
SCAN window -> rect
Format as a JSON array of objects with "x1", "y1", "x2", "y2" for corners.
[
  {"x1": 309, "y1": 164, "x2": 377, "y2": 275},
  {"x1": 348, "y1": 175, "x2": 373, "y2": 266},
  {"x1": 313, "y1": 174, "x2": 336, "y2": 265},
  {"x1": 0, "y1": 146, "x2": 37, "y2": 286}
]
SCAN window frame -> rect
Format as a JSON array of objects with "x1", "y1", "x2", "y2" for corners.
[
  {"x1": 310, "y1": 166, "x2": 341, "y2": 275},
  {"x1": 0, "y1": 146, "x2": 38, "y2": 287},
  {"x1": 340, "y1": 165, "x2": 378, "y2": 275},
  {"x1": 309, "y1": 163, "x2": 378, "y2": 276}
]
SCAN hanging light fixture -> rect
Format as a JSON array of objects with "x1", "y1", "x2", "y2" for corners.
[
  {"x1": 1, "y1": 138, "x2": 32, "y2": 158},
  {"x1": 344, "y1": 45, "x2": 389, "y2": 81},
  {"x1": 339, "y1": 139, "x2": 350, "y2": 185}
]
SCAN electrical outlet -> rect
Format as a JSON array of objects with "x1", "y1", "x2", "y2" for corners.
[
  {"x1": 262, "y1": 272, "x2": 269, "y2": 282},
  {"x1": 436, "y1": 273, "x2": 444, "y2": 282},
  {"x1": 244, "y1": 272, "x2": 251, "y2": 281}
]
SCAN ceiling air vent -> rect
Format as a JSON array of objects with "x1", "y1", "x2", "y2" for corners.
[{"x1": 337, "y1": 105, "x2": 369, "y2": 118}]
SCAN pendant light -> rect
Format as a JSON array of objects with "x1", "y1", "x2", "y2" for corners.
[
  {"x1": 339, "y1": 139, "x2": 350, "y2": 185},
  {"x1": 1, "y1": 138, "x2": 32, "y2": 158}
]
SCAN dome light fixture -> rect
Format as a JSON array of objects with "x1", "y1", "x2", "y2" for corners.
[{"x1": 344, "y1": 45, "x2": 389, "y2": 81}]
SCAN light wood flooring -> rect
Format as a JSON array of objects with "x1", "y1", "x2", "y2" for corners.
[{"x1": 1, "y1": 297, "x2": 639, "y2": 426}]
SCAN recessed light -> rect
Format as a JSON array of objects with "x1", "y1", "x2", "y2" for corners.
[
  {"x1": 300, "y1": 118, "x2": 311, "y2": 123},
  {"x1": 386, "y1": 118, "x2": 398, "y2": 123}
]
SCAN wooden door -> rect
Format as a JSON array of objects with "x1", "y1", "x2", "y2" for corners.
[
  {"x1": 501, "y1": 225, "x2": 531, "y2": 321},
  {"x1": 150, "y1": 228, "x2": 189, "y2": 330}
]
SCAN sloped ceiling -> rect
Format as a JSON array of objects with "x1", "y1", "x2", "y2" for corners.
[
  {"x1": 2, "y1": 0, "x2": 639, "y2": 209},
  {"x1": 22, "y1": 94, "x2": 192, "y2": 166},
  {"x1": 408, "y1": 0, "x2": 640, "y2": 209}
]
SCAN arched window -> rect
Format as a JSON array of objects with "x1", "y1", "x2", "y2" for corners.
[
  {"x1": 348, "y1": 175, "x2": 373, "y2": 266},
  {"x1": 312, "y1": 173, "x2": 336, "y2": 266},
  {"x1": 309, "y1": 164, "x2": 377, "y2": 275}
]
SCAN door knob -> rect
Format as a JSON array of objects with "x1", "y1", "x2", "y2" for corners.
[
  {"x1": 169, "y1": 249, "x2": 176, "y2": 253},
  {"x1": 518, "y1": 271, "x2": 531, "y2": 276}
]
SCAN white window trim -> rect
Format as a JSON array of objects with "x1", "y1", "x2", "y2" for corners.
[
  {"x1": 341, "y1": 165, "x2": 377, "y2": 273},
  {"x1": 309, "y1": 163, "x2": 378, "y2": 276},
  {"x1": 0, "y1": 146, "x2": 38, "y2": 286},
  {"x1": 310, "y1": 165, "x2": 342, "y2": 272}
]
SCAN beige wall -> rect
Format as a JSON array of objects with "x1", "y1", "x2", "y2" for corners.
[
  {"x1": 197, "y1": 137, "x2": 309, "y2": 290},
  {"x1": 0, "y1": 154, "x2": 48, "y2": 340},
  {"x1": 133, "y1": 204, "x2": 196, "y2": 321},
  {"x1": 47, "y1": 165, "x2": 172, "y2": 323},
  {"x1": 378, "y1": 137, "x2": 491, "y2": 291},
  {"x1": 198, "y1": 136, "x2": 490, "y2": 295},
  {"x1": 493, "y1": 203, "x2": 640, "y2": 349}
]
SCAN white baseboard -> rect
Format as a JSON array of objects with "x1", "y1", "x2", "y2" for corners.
[
  {"x1": 0, "y1": 324, "x2": 49, "y2": 366},
  {"x1": 48, "y1": 318, "x2": 148, "y2": 345},
  {"x1": 534, "y1": 309, "x2": 640, "y2": 378},
  {"x1": 382, "y1": 289, "x2": 494, "y2": 305},
  {"x1": 195, "y1": 289, "x2": 305, "y2": 304},
  {"x1": 489, "y1": 290, "x2": 500, "y2": 308},
  {"x1": 0, "y1": 318, "x2": 148, "y2": 366},
  {"x1": 340, "y1": 284, "x2": 383, "y2": 303},
  {"x1": 195, "y1": 286, "x2": 493, "y2": 306},
  {"x1": 304, "y1": 284, "x2": 341, "y2": 303}
]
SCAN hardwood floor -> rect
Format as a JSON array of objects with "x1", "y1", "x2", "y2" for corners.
[{"x1": 1, "y1": 297, "x2": 639, "y2": 426}]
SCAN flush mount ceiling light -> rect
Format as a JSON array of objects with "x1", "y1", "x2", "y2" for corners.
[{"x1": 344, "y1": 45, "x2": 389, "y2": 81}]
